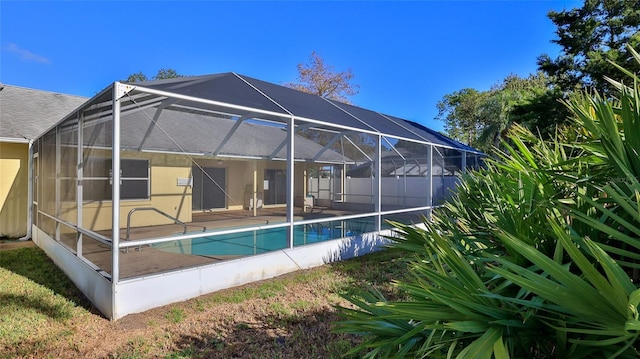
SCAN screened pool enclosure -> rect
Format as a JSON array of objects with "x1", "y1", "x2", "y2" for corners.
[{"x1": 31, "y1": 73, "x2": 482, "y2": 319}]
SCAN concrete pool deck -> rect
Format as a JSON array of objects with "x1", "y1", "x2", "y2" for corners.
[
  {"x1": 73, "y1": 207, "x2": 362, "y2": 279},
  {"x1": 34, "y1": 207, "x2": 420, "y2": 280}
]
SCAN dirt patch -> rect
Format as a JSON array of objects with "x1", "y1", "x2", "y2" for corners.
[{"x1": 0, "y1": 239, "x2": 35, "y2": 251}]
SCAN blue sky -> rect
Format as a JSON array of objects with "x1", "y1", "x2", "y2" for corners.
[{"x1": 1, "y1": 0, "x2": 581, "y2": 132}]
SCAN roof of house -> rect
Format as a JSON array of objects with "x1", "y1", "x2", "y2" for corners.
[
  {"x1": 84, "y1": 106, "x2": 350, "y2": 163},
  {"x1": 0, "y1": 84, "x2": 87, "y2": 142}
]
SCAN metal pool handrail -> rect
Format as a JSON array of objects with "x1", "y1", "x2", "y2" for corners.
[{"x1": 126, "y1": 207, "x2": 206, "y2": 241}]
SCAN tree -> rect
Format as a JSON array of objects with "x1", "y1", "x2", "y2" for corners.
[
  {"x1": 154, "y1": 68, "x2": 181, "y2": 80},
  {"x1": 529, "y1": 0, "x2": 640, "y2": 136},
  {"x1": 283, "y1": 51, "x2": 359, "y2": 104},
  {"x1": 437, "y1": 2, "x2": 640, "y2": 142},
  {"x1": 435, "y1": 73, "x2": 550, "y2": 152},
  {"x1": 284, "y1": 52, "x2": 363, "y2": 161},
  {"x1": 510, "y1": 86, "x2": 571, "y2": 139},
  {"x1": 123, "y1": 68, "x2": 183, "y2": 83},
  {"x1": 435, "y1": 88, "x2": 487, "y2": 146},
  {"x1": 124, "y1": 71, "x2": 148, "y2": 83},
  {"x1": 537, "y1": 0, "x2": 640, "y2": 96},
  {"x1": 479, "y1": 73, "x2": 554, "y2": 148}
]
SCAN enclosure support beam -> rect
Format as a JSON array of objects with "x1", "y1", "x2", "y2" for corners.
[
  {"x1": 287, "y1": 117, "x2": 295, "y2": 249},
  {"x1": 55, "y1": 126, "x2": 61, "y2": 241},
  {"x1": 311, "y1": 133, "x2": 341, "y2": 162},
  {"x1": 341, "y1": 163, "x2": 346, "y2": 203},
  {"x1": 112, "y1": 83, "x2": 123, "y2": 314},
  {"x1": 77, "y1": 111, "x2": 84, "y2": 257},
  {"x1": 426, "y1": 145, "x2": 433, "y2": 219},
  {"x1": 269, "y1": 138, "x2": 288, "y2": 159},
  {"x1": 214, "y1": 116, "x2": 246, "y2": 156},
  {"x1": 403, "y1": 160, "x2": 407, "y2": 208},
  {"x1": 374, "y1": 134, "x2": 382, "y2": 232},
  {"x1": 253, "y1": 168, "x2": 257, "y2": 217},
  {"x1": 462, "y1": 151, "x2": 467, "y2": 174},
  {"x1": 344, "y1": 135, "x2": 373, "y2": 162},
  {"x1": 137, "y1": 99, "x2": 178, "y2": 151}
]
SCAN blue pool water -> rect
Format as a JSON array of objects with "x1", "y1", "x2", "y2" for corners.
[{"x1": 154, "y1": 219, "x2": 373, "y2": 256}]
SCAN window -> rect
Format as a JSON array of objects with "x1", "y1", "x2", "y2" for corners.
[{"x1": 83, "y1": 158, "x2": 149, "y2": 201}]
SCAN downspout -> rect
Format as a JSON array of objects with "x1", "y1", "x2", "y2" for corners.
[{"x1": 18, "y1": 139, "x2": 34, "y2": 241}]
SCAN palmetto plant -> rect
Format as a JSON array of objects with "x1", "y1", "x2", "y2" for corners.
[
  {"x1": 337, "y1": 222, "x2": 555, "y2": 358},
  {"x1": 336, "y1": 49, "x2": 640, "y2": 358},
  {"x1": 438, "y1": 124, "x2": 580, "y2": 260},
  {"x1": 563, "y1": 46, "x2": 640, "y2": 272},
  {"x1": 489, "y1": 215, "x2": 640, "y2": 358}
]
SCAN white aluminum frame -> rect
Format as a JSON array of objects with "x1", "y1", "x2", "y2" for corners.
[{"x1": 30, "y1": 79, "x2": 480, "y2": 320}]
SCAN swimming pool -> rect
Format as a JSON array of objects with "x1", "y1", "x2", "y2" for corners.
[{"x1": 153, "y1": 218, "x2": 374, "y2": 257}]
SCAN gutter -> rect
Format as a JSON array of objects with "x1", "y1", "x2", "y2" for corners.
[{"x1": 18, "y1": 139, "x2": 33, "y2": 241}]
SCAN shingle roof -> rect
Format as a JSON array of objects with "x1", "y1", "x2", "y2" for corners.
[
  {"x1": 124, "y1": 111, "x2": 347, "y2": 162},
  {"x1": 0, "y1": 84, "x2": 87, "y2": 141},
  {"x1": 84, "y1": 106, "x2": 350, "y2": 163}
]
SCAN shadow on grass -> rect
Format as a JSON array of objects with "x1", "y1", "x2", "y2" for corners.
[
  {"x1": 328, "y1": 248, "x2": 409, "y2": 300},
  {"x1": 105, "y1": 250, "x2": 409, "y2": 359},
  {"x1": 0, "y1": 247, "x2": 97, "y2": 314},
  {"x1": 0, "y1": 292, "x2": 74, "y2": 321},
  {"x1": 165, "y1": 309, "x2": 362, "y2": 359},
  {"x1": 159, "y1": 250, "x2": 407, "y2": 358}
]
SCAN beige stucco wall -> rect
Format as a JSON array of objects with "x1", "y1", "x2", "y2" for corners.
[
  {"x1": 36, "y1": 152, "x2": 310, "y2": 235},
  {"x1": 67, "y1": 155, "x2": 288, "y2": 232},
  {"x1": 75, "y1": 153, "x2": 195, "y2": 232},
  {"x1": 0, "y1": 142, "x2": 29, "y2": 238}
]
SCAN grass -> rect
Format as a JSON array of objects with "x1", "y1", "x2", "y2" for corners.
[
  {"x1": 0, "y1": 247, "x2": 92, "y2": 350},
  {"x1": 0, "y1": 245, "x2": 406, "y2": 358},
  {"x1": 165, "y1": 308, "x2": 186, "y2": 324}
]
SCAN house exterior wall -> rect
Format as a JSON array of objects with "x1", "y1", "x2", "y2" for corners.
[
  {"x1": 36, "y1": 145, "x2": 300, "y2": 236},
  {"x1": 101, "y1": 153, "x2": 193, "y2": 232},
  {"x1": 0, "y1": 142, "x2": 29, "y2": 238},
  {"x1": 53, "y1": 151, "x2": 195, "y2": 233},
  {"x1": 294, "y1": 163, "x2": 306, "y2": 199},
  {"x1": 54, "y1": 154, "x2": 293, "y2": 232}
]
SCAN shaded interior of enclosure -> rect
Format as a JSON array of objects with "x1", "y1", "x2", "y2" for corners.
[{"x1": 32, "y1": 73, "x2": 483, "y2": 281}]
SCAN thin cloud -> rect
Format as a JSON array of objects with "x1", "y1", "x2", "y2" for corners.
[{"x1": 4, "y1": 43, "x2": 51, "y2": 64}]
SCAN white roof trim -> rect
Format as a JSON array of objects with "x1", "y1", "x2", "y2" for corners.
[{"x1": 0, "y1": 137, "x2": 30, "y2": 144}]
